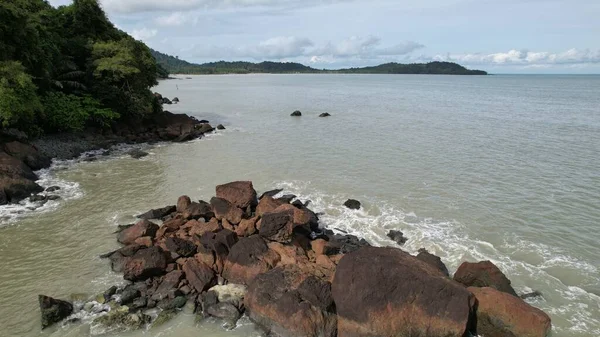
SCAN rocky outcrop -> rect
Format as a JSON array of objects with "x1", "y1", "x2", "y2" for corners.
[
  {"x1": 469, "y1": 287, "x2": 551, "y2": 337},
  {"x1": 332, "y1": 246, "x2": 475, "y2": 337},
  {"x1": 39, "y1": 295, "x2": 73, "y2": 329},
  {"x1": 386, "y1": 229, "x2": 407, "y2": 245},
  {"x1": 3, "y1": 141, "x2": 51, "y2": 170},
  {"x1": 454, "y1": 260, "x2": 518, "y2": 297},
  {"x1": 343, "y1": 199, "x2": 360, "y2": 210},
  {"x1": 0, "y1": 150, "x2": 44, "y2": 204},
  {"x1": 245, "y1": 265, "x2": 337, "y2": 337}
]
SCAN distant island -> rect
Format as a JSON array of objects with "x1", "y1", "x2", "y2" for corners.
[{"x1": 151, "y1": 49, "x2": 488, "y2": 76}]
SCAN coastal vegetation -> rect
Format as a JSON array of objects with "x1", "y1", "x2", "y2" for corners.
[
  {"x1": 151, "y1": 49, "x2": 488, "y2": 75},
  {"x1": 0, "y1": 0, "x2": 161, "y2": 136}
]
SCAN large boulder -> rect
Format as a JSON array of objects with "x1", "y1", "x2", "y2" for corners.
[
  {"x1": 259, "y1": 209, "x2": 294, "y2": 243},
  {"x1": 182, "y1": 201, "x2": 214, "y2": 220},
  {"x1": 123, "y1": 246, "x2": 168, "y2": 281},
  {"x1": 39, "y1": 295, "x2": 73, "y2": 329},
  {"x1": 210, "y1": 197, "x2": 244, "y2": 225},
  {"x1": 223, "y1": 235, "x2": 280, "y2": 285},
  {"x1": 245, "y1": 266, "x2": 337, "y2": 337},
  {"x1": 182, "y1": 258, "x2": 216, "y2": 293},
  {"x1": 0, "y1": 151, "x2": 43, "y2": 202},
  {"x1": 117, "y1": 220, "x2": 159, "y2": 245},
  {"x1": 454, "y1": 261, "x2": 518, "y2": 297},
  {"x1": 332, "y1": 247, "x2": 475, "y2": 337},
  {"x1": 256, "y1": 195, "x2": 284, "y2": 216},
  {"x1": 216, "y1": 181, "x2": 257, "y2": 209},
  {"x1": 3, "y1": 141, "x2": 51, "y2": 170},
  {"x1": 469, "y1": 287, "x2": 551, "y2": 337}
]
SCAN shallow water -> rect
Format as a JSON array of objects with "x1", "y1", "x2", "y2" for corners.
[{"x1": 1, "y1": 74, "x2": 599, "y2": 336}]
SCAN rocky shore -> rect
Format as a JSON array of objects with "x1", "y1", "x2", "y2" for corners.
[
  {"x1": 0, "y1": 100, "x2": 220, "y2": 206},
  {"x1": 40, "y1": 181, "x2": 552, "y2": 337}
]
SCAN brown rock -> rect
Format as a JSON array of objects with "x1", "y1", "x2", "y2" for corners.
[
  {"x1": 163, "y1": 217, "x2": 186, "y2": 230},
  {"x1": 332, "y1": 247, "x2": 475, "y2": 337},
  {"x1": 259, "y1": 209, "x2": 294, "y2": 243},
  {"x1": 267, "y1": 242, "x2": 308, "y2": 266},
  {"x1": 152, "y1": 270, "x2": 184, "y2": 301},
  {"x1": 210, "y1": 197, "x2": 243, "y2": 225},
  {"x1": 311, "y1": 239, "x2": 339, "y2": 256},
  {"x1": 156, "y1": 225, "x2": 175, "y2": 240},
  {"x1": 454, "y1": 260, "x2": 518, "y2": 296},
  {"x1": 123, "y1": 246, "x2": 168, "y2": 281},
  {"x1": 3, "y1": 141, "x2": 51, "y2": 170},
  {"x1": 177, "y1": 195, "x2": 191, "y2": 213},
  {"x1": 0, "y1": 151, "x2": 43, "y2": 202},
  {"x1": 274, "y1": 204, "x2": 318, "y2": 231},
  {"x1": 165, "y1": 237, "x2": 197, "y2": 257},
  {"x1": 216, "y1": 181, "x2": 257, "y2": 209},
  {"x1": 189, "y1": 218, "x2": 221, "y2": 238},
  {"x1": 315, "y1": 255, "x2": 336, "y2": 270},
  {"x1": 134, "y1": 236, "x2": 153, "y2": 247},
  {"x1": 223, "y1": 235, "x2": 280, "y2": 285},
  {"x1": 236, "y1": 217, "x2": 258, "y2": 237},
  {"x1": 245, "y1": 265, "x2": 337, "y2": 337},
  {"x1": 117, "y1": 220, "x2": 159, "y2": 245},
  {"x1": 256, "y1": 195, "x2": 284, "y2": 217},
  {"x1": 416, "y1": 248, "x2": 450, "y2": 277},
  {"x1": 183, "y1": 201, "x2": 214, "y2": 220},
  {"x1": 469, "y1": 287, "x2": 551, "y2": 337},
  {"x1": 183, "y1": 259, "x2": 216, "y2": 293}
]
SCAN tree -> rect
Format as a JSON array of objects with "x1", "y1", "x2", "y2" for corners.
[{"x1": 0, "y1": 61, "x2": 43, "y2": 128}]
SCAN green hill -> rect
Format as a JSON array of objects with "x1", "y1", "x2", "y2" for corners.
[{"x1": 150, "y1": 49, "x2": 487, "y2": 76}]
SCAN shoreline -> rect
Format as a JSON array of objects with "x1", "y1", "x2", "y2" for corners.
[{"x1": 39, "y1": 181, "x2": 552, "y2": 337}]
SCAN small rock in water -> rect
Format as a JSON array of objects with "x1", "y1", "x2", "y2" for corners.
[
  {"x1": 29, "y1": 194, "x2": 48, "y2": 203},
  {"x1": 39, "y1": 295, "x2": 73, "y2": 329},
  {"x1": 343, "y1": 199, "x2": 361, "y2": 210},
  {"x1": 152, "y1": 309, "x2": 177, "y2": 327},
  {"x1": 45, "y1": 186, "x2": 61, "y2": 192},
  {"x1": 387, "y1": 230, "x2": 408, "y2": 245},
  {"x1": 319, "y1": 112, "x2": 331, "y2": 117},
  {"x1": 290, "y1": 110, "x2": 302, "y2": 117},
  {"x1": 217, "y1": 124, "x2": 226, "y2": 130},
  {"x1": 520, "y1": 290, "x2": 543, "y2": 300},
  {"x1": 128, "y1": 149, "x2": 149, "y2": 159},
  {"x1": 47, "y1": 195, "x2": 61, "y2": 201},
  {"x1": 172, "y1": 97, "x2": 179, "y2": 103}
]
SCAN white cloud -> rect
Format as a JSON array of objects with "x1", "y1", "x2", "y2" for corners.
[
  {"x1": 131, "y1": 27, "x2": 158, "y2": 41},
  {"x1": 312, "y1": 36, "x2": 424, "y2": 58},
  {"x1": 155, "y1": 12, "x2": 190, "y2": 27},
  {"x1": 435, "y1": 48, "x2": 600, "y2": 66},
  {"x1": 255, "y1": 36, "x2": 314, "y2": 58}
]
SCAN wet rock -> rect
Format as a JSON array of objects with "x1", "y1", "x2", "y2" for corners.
[
  {"x1": 245, "y1": 265, "x2": 337, "y2": 337},
  {"x1": 39, "y1": 295, "x2": 73, "y2": 329},
  {"x1": 210, "y1": 197, "x2": 243, "y2": 225},
  {"x1": 223, "y1": 235, "x2": 280, "y2": 285},
  {"x1": 130, "y1": 297, "x2": 147, "y2": 310},
  {"x1": 128, "y1": 149, "x2": 148, "y2": 159},
  {"x1": 209, "y1": 284, "x2": 247, "y2": 309},
  {"x1": 319, "y1": 113, "x2": 331, "y2": 117},
  {"x1": 152, "y1": 309, "x2": 176, "y2": 327},
  {"x1": 199, "y1": 290, "x2": 219, "y2": 314},
  {"x1": 454, "y1": 260, "x2": 518, "y2": 297},
  {"x1": 469, "y1": 287, "x2": 551, "y2": 337},
  {"x1": 521, "y1": 290, "x2": 544, "y2": 300},
  {"x1": 137, "y1": 205, "x2": 176, "y2": 220},
  {"x1": 103, "y1": 286, "x2": 118, "y2": 301},
  {"x1": 47, "y1": 195, "x2": 61, "y2": 201},
  {"x1": 416, "y1": 248, "x2": 449, "y2": 277},
  {"x1": 277, "y1": 194, "x2": 296, "y2": 204},
  {"x1": 386, "y1": 229, "x2": 407, "y2": 245},
  {"x1": 29, "y1": 194, "x2": 48, "y2": 203},
  {"x1": 197, "y1": 123, "x2": 215, "y2": 134},
  {"x1": 158, "y1": 296, "x2": 187, "y2": 310},
  {"x1": 332, "y1": 247, "x2": 475, "y2": 337},
  {"x1": 343, "y1": 199, "x2": 361, "y2": 210},
  {"x1": 119, "y1": 286, "x2": 140, "y2": 304},
  {"x1": 152, "y1": 270, "x2": 184, "y2": 301},
  {"x1": 206, "y1": 302, "x2": 241, "y2": 327},
  {"x1": 94, "y1": 306, "x2": 150, "y2": 330},
  {"x1": 216, "y1": 181, "x2": 257, "y2": 209},
  {"x1": 290, "y1": 110, "x2": 302, "y2": 116},
  {"x1": 165, "y1": 237, "x2": 197, "y2": 257},
  {"x1": 172, "y1": 97, "x2": 179, "y2": 102},
  {"x1": 325, "y1": 231, "x2": 370, "y2": 254},
  {"x1": 123, "y1": 246, "x2": 168, "y2": 281},
  {"x1": 183, "y1": 259, "x2": 216, "y2": 293},
  {"x1": 117, "y1": 220, "x2": 159, "y2": 245},
  {"x1": 45, "y1": 186, "x2": 61, "y2": 192},
  {"x1": 259, "y1": 189, "x2": 283, "y2": 199},
  {"x1": 216, "y1": 124, "x2": 225, "y2": 130}
]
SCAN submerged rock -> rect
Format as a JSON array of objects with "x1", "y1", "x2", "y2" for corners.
[
  {"x1": 386, "y1": 229, "x2": 407, "y2": 245},
  {"x1": 319, "y1": 113, "x2": 331, "y2": 117},
  {"x1": 152, "y1": 309, "x2": 177, "y2": 327},
  {"x1": 93, "y1": 305, "x2": 150, "y2": 330},
  {"x1": 45, "y1": 186, "x2": 61, "y2": 192},
  {"x1": 454, "y1": 260, "x2": 518, "y2": 297},
  {"x1": 128, "y1": 149, "x2": 148, "y2": 159},
  {"x1": 39, "y1": 295, "x2": 74, "y2": 329},
  {"x1": 290, "y1": 110, "x2": 302, "y2": 116},
  {"x1": 343, "y1": 199, "x2": 361, "y2": 210},
  {"x1": 217, "y1": 124, "x2": 225, "y2": 130},
  {"x1": 469, "y1": 287, "x2": 551, "y2": 337},
  {"x1": 521, "y1": 290, "x2": 544, "y2": 300}
]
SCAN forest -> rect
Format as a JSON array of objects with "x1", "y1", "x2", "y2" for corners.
[
  {"x1": 0, "y1": 0, "x2": 161, "y2": 136},
  {"x1": 151, "y1": 49, "x2": 487, "y2": 76}
]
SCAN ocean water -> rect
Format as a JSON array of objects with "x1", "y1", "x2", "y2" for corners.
[{"x1": 0, "y1": 74, "x2": 599, "y2": 337}]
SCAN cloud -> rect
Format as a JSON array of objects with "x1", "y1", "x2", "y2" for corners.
[
  {"x1": 131, "y1": 27, "x2": 158, "y2": 41},
  {"x1": 191, "y1": 35, "x2": 424, "y2": 61},
  {"x1": 435, "y1": 48, "x2": 600, "y2": 66}
]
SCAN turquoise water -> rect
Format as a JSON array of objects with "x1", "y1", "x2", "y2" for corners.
[{"x1": 0, "y1": 74, "x2": 598, "y2": 336}]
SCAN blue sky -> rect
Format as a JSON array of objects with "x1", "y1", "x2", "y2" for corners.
[{"x1": 48, "y1": 0, "x2": 600, "y2": 73}]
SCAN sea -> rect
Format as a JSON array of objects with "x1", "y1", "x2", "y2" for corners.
[{"x1": 0, "y1": 74, "x2": 598, "y2": 337}]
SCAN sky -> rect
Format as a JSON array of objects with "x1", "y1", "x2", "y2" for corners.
[{"x1": 48, "y1": 0, "x2": 600, "y2": 74}]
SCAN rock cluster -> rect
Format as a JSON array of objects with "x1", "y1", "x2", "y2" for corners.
[{"x1": 41, "y1": 181, "x2": 552, "y2": 337}]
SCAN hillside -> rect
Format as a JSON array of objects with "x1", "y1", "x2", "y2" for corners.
[{"x1": 151, "y1": 49, "x2": 487, "y2": 75}]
